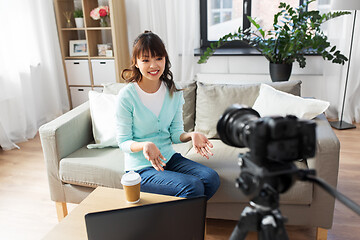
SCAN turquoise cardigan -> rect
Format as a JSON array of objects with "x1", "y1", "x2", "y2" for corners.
[{"x1": 115, "y1": 83, "x2": 185, "y2": 171}]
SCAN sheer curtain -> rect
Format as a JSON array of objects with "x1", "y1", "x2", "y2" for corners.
[
  {"x1": 124, "y1": 0, "x2": 199, "y2": 83},
  {"x1": 324, "y1": 11, "x2": 360, "y2": 123},
  {"x1": 0, "y1": 0, "x2": 69, "y2": 150}
]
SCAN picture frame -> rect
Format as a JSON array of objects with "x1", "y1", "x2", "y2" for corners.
[
  {"x1": 97, "y1": 43, "x2": 112, "y2": 56},
  {"x1": 69, "y1": 40, "x2": 88, "y2": 56}
]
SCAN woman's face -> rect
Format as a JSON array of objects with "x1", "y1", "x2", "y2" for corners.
[{"x1": 135, "y1": 53, "x2": 166, "y2": 82}]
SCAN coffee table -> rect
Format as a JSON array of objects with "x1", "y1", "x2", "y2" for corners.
[{"x1": 43, "y1": 187, "x2": 182, "y2": 240}]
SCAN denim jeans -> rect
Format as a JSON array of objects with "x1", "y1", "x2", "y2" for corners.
[{"x1": 135, "y1": 153, "x2": 220, "y2": 200}]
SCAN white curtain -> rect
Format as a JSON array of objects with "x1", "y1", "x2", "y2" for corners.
[
  {"x1": 124, "y1": 0, "x2": 199, "y2": 83},
  {"x1": 0, "y1": 0, "x2": 69, "y2": 150},
  {"x1": 324, "y1": 10, "x2": 360, "y2": 123}
]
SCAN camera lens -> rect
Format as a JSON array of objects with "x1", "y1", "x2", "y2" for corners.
[{"x1": 217, "y1": 104, "x2": 260, "y2": 148}]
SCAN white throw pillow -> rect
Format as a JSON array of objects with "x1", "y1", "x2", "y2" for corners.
[
  {"x1": 252, "y1": 84, "x2": 329, "y2": 120},
  {"x1": 87, "y1": 91, "x2": 118, "y2": 149}
]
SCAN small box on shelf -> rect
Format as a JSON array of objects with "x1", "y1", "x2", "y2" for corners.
[
  {"x1": 65, "y1": 60, "x2": 91, "y2": 85},
  {"x1": 70, "y1": 87, "x2": 92, "y2": 108},
  {"x1": 97, "y1": 43, "x2": 112, "y2": 56},
  {"x1": 91, "y1": 59, "x2": 116, "y2": 86},
  {"x1": 106, "y1": 50, "x2": 113, "y2": 57}
]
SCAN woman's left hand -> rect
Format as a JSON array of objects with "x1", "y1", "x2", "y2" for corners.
[{"x1": 191, "y1": 132, "x2": 213, "y2": 159}]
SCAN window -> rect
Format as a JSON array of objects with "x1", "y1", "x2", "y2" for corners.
[
  {"x1": 200, "y1": 0, "x2": 325, "y2": 50},
  {"x1": 200, "y1": 0, "x2": 251, "y2": 48}
]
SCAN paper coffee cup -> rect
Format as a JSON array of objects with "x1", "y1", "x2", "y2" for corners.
[{"x1": 121, "y1": 171, "x2": 141, "y2": 204}]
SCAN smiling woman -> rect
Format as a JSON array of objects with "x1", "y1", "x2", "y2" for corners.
[
  {"x1": 0, "y1": 0, "x2": 68, "y2": 150},
  {"x1": 116, "y1": 31, "x2": 220, "y2": 200}
]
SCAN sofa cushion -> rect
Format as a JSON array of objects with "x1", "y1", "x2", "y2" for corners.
[
  {"x1": 253, "y1": 84, "x2": 330, "y2": 119},
  {"x1": 184, "y1": 140, "x2": 313, "y2": 205},
  {"x1": 177, "y1": 82, "x2": 197, "y2": 132},
  {"x1": 60, "y1": 142, "x2": 193, "y2": 188},
  {"x1": 195, "y1": 80, "x2": 302, "y2": 138},
  {"x1": 60, "y1": 147, "x2": 125, "y2": 188},
  {"x1": 87, "y1": 91, "x2": 118, "y2": 149}
]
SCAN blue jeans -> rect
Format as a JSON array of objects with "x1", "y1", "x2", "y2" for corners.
[{"x1": 135, "y1": 153, "x2": 220, "y2": 200}]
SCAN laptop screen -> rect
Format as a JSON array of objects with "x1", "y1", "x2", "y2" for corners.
[{"x1": 85, "y1": 196, "x2": 207, "y2": 240}]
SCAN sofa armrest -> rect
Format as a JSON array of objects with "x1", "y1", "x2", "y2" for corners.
[
  {"x1": 306, "y1": 113, "x2": 340, "y2": 228},
  {"x1": 307, "y1": 114, "x2": 340, "y2": 187},
  {"x1": 39, "y1": 102, "x2": 93, "y2": 202}
]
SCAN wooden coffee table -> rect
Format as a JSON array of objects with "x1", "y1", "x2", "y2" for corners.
[{"x1": 43, "y1": 187, "x2": 182, "y2": 240}]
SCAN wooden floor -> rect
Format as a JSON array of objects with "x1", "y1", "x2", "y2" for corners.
[{"x1": 0, "y1": 123, "x2": 359, "y2": 240}]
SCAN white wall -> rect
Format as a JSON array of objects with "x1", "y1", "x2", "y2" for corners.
[{"x1": 193, "y1": 55, "x2": 327, "y2": 99}]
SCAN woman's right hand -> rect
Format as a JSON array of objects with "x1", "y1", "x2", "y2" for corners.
[{"x1": 143, "y1": 142, "x2": 167, "y2": 171}]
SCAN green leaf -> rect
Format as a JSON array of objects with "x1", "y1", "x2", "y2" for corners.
[{"x1": 247, "y1": 16, "x2": 260, "y2": 29}]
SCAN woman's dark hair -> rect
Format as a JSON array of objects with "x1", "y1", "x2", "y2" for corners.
[{"x1": 121, "y1": 31, "x2": 180, "y2": 96}]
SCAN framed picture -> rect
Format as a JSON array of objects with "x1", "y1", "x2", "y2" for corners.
[
  {"x1": 97, "y1": 43, "x2": 112, "y2": 56},
  {"x1": 69, "y1": 40, "x2": 88, "y2": 56}
]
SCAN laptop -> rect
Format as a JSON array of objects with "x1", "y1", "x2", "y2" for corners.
[{"x1": 85, "y1": 196, "x2": 207, "y2": 240}]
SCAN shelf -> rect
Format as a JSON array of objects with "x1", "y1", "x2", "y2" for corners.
[
  {"x1": 69, "y1": 85, "x2": 93, "y2": 87},
  {"x1": 65, "y1": 56, "x2": 89, "y2": 60},
  {"x1": 90, "y1": 56, "x2": 115, "y2": 59},
  {"x1": 65, "y1": 56, "x2": 115, "y2": 60},
  {"x1": 62, "y1": 28, "x2": 86, "y2": 31},
  {"x1": 54, "y1": 0, "x2": 129, "y2": 109},
  {"x1": 61, "y1": 27, "x2": 112, "y2": 31},
  {"x1": 87, "y1": 30, "x2": 113, "y2": 57},
  {"x1": 86, "y1": 27, "x2": 112, "y2": 30}
]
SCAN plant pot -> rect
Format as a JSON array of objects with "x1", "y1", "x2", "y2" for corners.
[
  {"x1": 269, "y1": 62, "x2": 293, "y2": 82},
  {"x1": 75, "y1": 18, "x2": 84, "y2": 28}
]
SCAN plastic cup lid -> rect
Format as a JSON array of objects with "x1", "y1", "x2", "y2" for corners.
[{"x1": 121, "y1": 171, "x2": 141, "y2": 186}]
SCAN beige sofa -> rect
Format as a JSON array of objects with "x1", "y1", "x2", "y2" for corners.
[{"x1": 39, "y1": 80, "x2": 339, "y2": 239}]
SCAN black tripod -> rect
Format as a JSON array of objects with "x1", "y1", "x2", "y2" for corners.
[
  {"x1": 230, "y1": 183, "x2": 289, "y2": 240},
  {"x1": 229, "y1": 154, "x2": 360, "y2": 240}
]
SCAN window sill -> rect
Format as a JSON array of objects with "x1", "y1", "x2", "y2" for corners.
[
  {"x1": 194, "y1": 48, "x2": 261, "y2": 56},
  {"x1": 194, "y1": 48, "x2": 321, "y2": 57}
]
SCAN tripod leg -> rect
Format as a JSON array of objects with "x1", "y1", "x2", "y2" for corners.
[
  {"x1": 229, "y1": 207, "x2": 258, "y2": 240},
  {"x1": 259, "y1": 215, "x2": 289, "y2": 240},
  {"x1": 229, "y1": 224, "x2": 249, "y2": 240},
  {"x1": 274, "y1": 214, "x2": 289, "y2": 239},
  {"x1": 259, "y1": 215, "x2": 277, "y2": 240}
]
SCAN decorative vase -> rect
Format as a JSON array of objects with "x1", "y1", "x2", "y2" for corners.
[
  {"x1": 269, "y1": 62, "x2": 293, "y2": 82},
  {"x1": 65, "y1": 20, "x2": 73, "y2": 28},
  {"x1": 63, "y1": 11, "x2": 73, "y2": 28},
  {"x1": 75, "y1": 18, "x2": 84, "y2": 28},
  {"x1": 100, "y1": 17, "x2": 108, "y2": 27}
]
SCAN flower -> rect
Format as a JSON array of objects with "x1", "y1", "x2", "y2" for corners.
[
  {"x1": 90, "y1": 6, "x2": 109, "y2": 21},
  {"x1": 99, "y1": 9, "x2": 107, "y2": 17}
]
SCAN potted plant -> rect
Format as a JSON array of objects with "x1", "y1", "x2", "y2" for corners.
[
  {"x1": 198, "y1": 0, "x2": 350, "y2": 82},
  {"x1": 73, "y1": 9, "x2": 84, "y2": 28}
]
